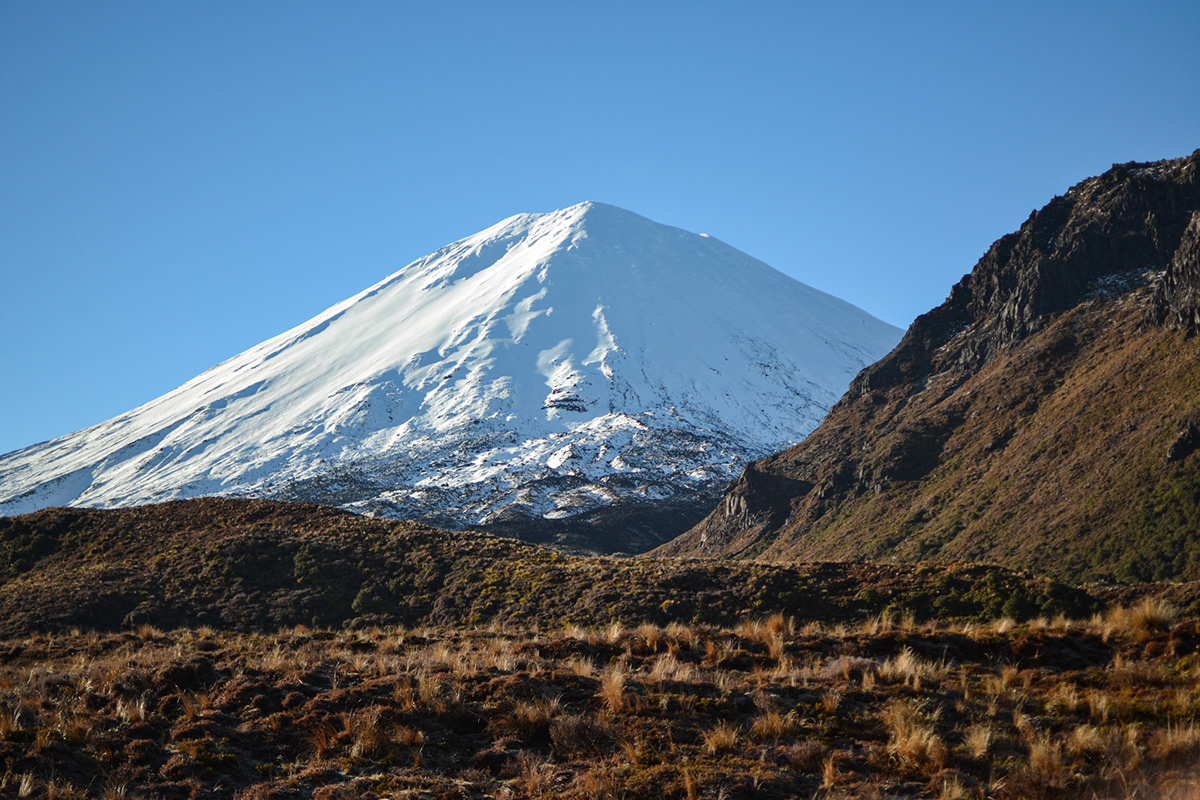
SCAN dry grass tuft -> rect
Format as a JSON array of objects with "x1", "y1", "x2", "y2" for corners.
[
  {"x1": 783, "y1": 739, "x2": 829, "y2": 773},
  {"x1": 702, "y1": 721, "x2": 739, "y2": 754},
  {"x1": 937, "y1": 775, "x2": 970, "y2": 800},
  {"x1": 1066, "y1": 724, "x2": 1108, "y2": 760},
  {"x1": 509, "y1": 696, "x2": 560, "y2": 735},
  {"x1": 1026, "y1": 734, "x2": 1065, "y2": 782},
  {"x1": 882, "y1": 699, "x2": 946, "y2": 771},
  {"x1": 1086, "y1": 689, "x2": 1113, "y2": 724},
  {"x1": 0, "y1": 706, "x2": 29, "y2": 740},
  {"x1": 1104, "y1": 598, "x2": 1178, "y2": 641},
  {"x1": 114, "y1": 697, "x2": 146, "y2": 724},
  {"x1": 349, "y1": 707, "x2": 388, "y2": 759},
  {"x1": 821, "y1": 753, "x2": 840, "y2": 788},
  {"x1": 964, "y1": 723, "x2": 994, "y2": 759},
  {"x1": 633, "y1": 622, "x2": 663, "y2": 653},
  {"x1": 135, "y1": 623, "x2": 162, "y2": 642},
  {"x1": 750, "y1": 709, "x2": 802, "y2": 742},
  {"x1": 1151, "y1": 722, "x2": 1200, "y2": 766},
  {"x1": 391, "y1": 723, "x2": 425, "y2": 748},
  {"x1": 879, "y1": 647, "x2": 946, "y2": 689},
  {"x1": 597, "y1": 665, "x2": 630, "y2": 715},
  {"x1": 1045, "y1": 682, "x2": 1081, "y2": 715},
  {"x1": 304, "y1": 717, "x2": 343, "y2": 760},
  {"x1": 820, "y1": 655, "x2": 877, "y2": 683},
  {"x1": 549, "y1": 715, "x2": 616, "y2": 758}
]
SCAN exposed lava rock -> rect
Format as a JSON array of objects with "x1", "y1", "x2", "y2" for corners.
[
  {"x1": 856, "y1": 150, "x2": 1200, "y2": 393},
  {"x1": 1151, "y1": 210, "x2": 1200, "y2": 334},
  {"x1": 1166, "y1": 413, "x2": 1200, "y2": 462}
]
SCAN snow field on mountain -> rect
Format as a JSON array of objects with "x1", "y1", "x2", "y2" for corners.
[{"x1": 0, "y1": 202, "x2": 901, "y2": 522}]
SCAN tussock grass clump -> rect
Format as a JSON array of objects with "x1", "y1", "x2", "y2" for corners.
[
  {"x1": 879, "y1": 647, "x2": 947, "y2": 689},
  {"x1": 1103, "y1": 598, "x2": 1179, "y2": 641},
  {"x1": 391, "y1": 723, "x2": 425, "y2": 748},
  {"x1": 632, "y1": 622, "x2": 663, "y2": 653},
  {"x1": 597, "y1": 665, "x2": 631, "y2": 715},
  {"x1": 495, "y1": 696, "x2": 561, "y2": 738},
  {"x1": 1150, "y1": 722, "x2": 1200, "y2": 766},
  {"x1": 702, "y1": 720, "x2": 739, "y2": 754},
  {"x1": 0, "y1": 706, "x2": 29, "y2": 740},
  {"x1": 648, "y1": 652, "x2": 695, "y2": 683},
  {"x1": 964, "y1": 723, "x2": 994, "y2": 758},
  {"x1": 882, "y1": 699, "x2": 946, "y2": 771},
  {"x1": 820, "y1": 655, "x2": 877, "y2": 683},
  {"x1": 549, "y1": 715, "x2": 616, "y2": 758},
  {"x1": 783, "y1": 739, "x2": 829, "y2": 773},
  {"x1": 1026, "y1": 733, "x2": 1065, "y2": 780},
  {"x1": 750, "y1": 709, "x2": 802, "y2": 742},
  {"x1": 348, "y1": 707, "x2": 388, "y2": 759},
  {"x1": 1045, "y1": 682, "x2": 1082, "y2": 715},
  {"x1": 303, "y1": 717, "x2": 343, "y2": 760}
]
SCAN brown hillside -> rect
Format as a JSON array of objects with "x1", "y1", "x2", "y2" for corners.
[
  {"x1": 660, "y1": 151, "x2": 1200, "y2": 583},
  {"x1": 0, "y1": 498, "x2": 1118, "y2": 636}
]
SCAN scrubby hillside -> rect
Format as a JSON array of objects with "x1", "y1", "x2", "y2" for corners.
[
  {"x1": 0, "y1": 498, "x2": 1109, "y2": 637},
  {"x1": 663, "y1": 151, "x2": 1200, "y2": 583}
]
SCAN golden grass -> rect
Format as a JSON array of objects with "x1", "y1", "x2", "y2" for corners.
[
  {"x1": 702, "y1": 721, "x2": 739, "y2": 754},
  {"x1": 1104, "y1": 598, "x2": 1179, "y2": 642},
  {"x1": 964, "y1": 723, "x2": 994, "y2": 758},
  {"x1": 512, "y1": 697, "x2": 560, "y2": 733},
  {"x1": 879, "y1": 647, "x2": 946, "y2": 689},
  {"x1": 750, "y1": 709, "x2": 802, "y2": 742},
  {"x1": 348, "y1": 707, "x2": 388, "y2": 759},
  {"x1": 1152, "y1": 721, "x2": 1200, "y2": 765},
  {"x1": 882, "y1": 699, "x2": 946, "y2": 771},
  {"x1": 597, "y1": 665, "x2": 630, "y2": 715},
  {"x1": 3, "y1": 610, "x2": 1200, "y2": 798},
  {"x1": 1026, "y1": 733, "x2": 1066, "y2": 785}
]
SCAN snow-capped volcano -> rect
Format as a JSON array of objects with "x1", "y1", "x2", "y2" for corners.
[{"x1": 1, "y1": 202, "x2": 901, "y2": 533}]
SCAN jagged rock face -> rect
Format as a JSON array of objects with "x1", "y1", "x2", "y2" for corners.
[
  {"x1": 1151, "y1": 211, "x2": 1200, "y2": 334},
  {"x1": 661, "y1": 150, "x2": 1200, "y2": 582},
  {"x1": 855, "y1": 152, "x2": 1200, "y2": 394}
]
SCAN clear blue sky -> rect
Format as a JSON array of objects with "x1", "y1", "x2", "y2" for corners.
[{"x1": 2, "y1": 2, "x2": 1197, "y2": 456}]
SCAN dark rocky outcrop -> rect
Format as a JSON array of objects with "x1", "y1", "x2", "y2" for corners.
[
  {"x1": 1151, "y1": 210, "x2": 1200, "y2": 334},
  {"x1": 855, "y1": 151, "x2": 1200, "y2": 394},
  {"x1": 1166, "y1": 410, "x2": 1200, "y2": 462},
  {"x1": 659, "y1": 150, "x2": 1200, "y2": 582}
]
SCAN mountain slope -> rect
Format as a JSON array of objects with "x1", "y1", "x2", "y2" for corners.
[
  {"x1": 660, "y1": 151, "x2": 1200, "y2": 581},
  {"x1": 0, "y1": 202, "x2": 899, "y2": 551}
]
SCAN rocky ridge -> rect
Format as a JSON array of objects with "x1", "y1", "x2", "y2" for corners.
[{"x1": 661, "y1": 150, "x2": 1200, "y2": 582}]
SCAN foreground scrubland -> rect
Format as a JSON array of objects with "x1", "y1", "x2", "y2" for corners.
[{"x1": 2, "y1": 602, "x2": 1199, "y2": 799}]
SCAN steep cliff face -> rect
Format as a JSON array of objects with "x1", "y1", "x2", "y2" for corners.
[
  {"x1": 660, "y1": 151, "x2": 1200, "y2": 582},
  {"x1": 1151, "y1": 210, "x2": 1200, "y2": 334}
]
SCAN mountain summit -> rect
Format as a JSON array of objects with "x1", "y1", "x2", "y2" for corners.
[{"x1": 0, "y1": 202, "x2": 900, "y2": 548}]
